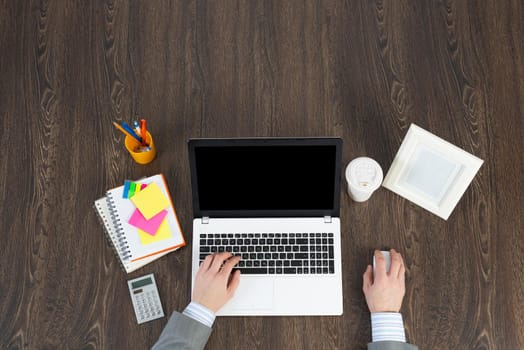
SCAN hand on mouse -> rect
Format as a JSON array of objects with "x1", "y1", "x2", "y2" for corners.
[
  {"x1": 192, "y1": 252, "x2": 241, "y2": 313},
  {"x1": 362, "y1": 249, "x2": 406, "y2": 312}
]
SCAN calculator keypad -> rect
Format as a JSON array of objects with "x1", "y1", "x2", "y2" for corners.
[{"x1": 136, "y1": 291, "x2": 163, "y2": 319}]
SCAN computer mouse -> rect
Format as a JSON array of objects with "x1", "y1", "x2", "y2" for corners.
[{"x1": 373, "y1": 250, "x2": 391, "y2": 275}]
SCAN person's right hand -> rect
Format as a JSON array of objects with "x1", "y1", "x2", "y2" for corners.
[
  {"x1": 192, "y1": 252, "x2": 241, "y2": 313},
  {"x1": 362, "y1": 249, "x2": 406, "y2": 313}
]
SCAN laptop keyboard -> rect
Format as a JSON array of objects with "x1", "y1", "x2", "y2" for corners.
[{"x1": 199, "y1": 233, "x2": 335, "y2": 275}]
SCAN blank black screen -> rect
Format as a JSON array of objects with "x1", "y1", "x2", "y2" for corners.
[{"x1": 194, "y1": 145, "x2": 337, "y2": 211}]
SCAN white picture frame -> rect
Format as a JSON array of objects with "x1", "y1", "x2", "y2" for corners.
[{"x1": 382, "y1": 124, "x2": 483, "y2": 220}]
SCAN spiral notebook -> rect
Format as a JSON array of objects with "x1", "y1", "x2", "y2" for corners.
[{"x1": 94, "y1": 174, "x2": 186, "y2": 273}]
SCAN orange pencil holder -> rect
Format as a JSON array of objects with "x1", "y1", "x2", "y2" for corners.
[{"x1": 124, "y1": 131, "x2": 156, "y2": 164}]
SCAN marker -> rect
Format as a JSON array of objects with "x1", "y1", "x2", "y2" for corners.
[
  {"x1": 113, "y1": 122, "x2": 141, "y2": 146},
  {"x1": 121, "y1": 122, "x2": 143, "y2": 143},
  {"x1": 140, "y1": 119, "x2": 147, "y2": 146}
]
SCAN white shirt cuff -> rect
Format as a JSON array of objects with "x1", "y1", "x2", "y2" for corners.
[
  {"x1": 183, "y1": 302, "x2": 216, "y2": 328},
  {"x1": 371, "y1": 312, "x2": 406, "y2": 343}
]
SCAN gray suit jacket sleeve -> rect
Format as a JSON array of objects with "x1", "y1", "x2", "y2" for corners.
[
  {"x1": 151, "y1": 312, "x2": 419, "y2": 350},
  {"x1": 151, "y1": 311, "x2": 213, "y2": 350},
  {"x1": 368, "y1": 341, "x2": 418, "y2": 350}
]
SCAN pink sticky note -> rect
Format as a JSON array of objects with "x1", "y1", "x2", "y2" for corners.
[{"x1": 128, "y1": 208, "x2": 168, "y2": 236}]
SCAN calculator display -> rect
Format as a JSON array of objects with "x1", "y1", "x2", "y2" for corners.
[{"x1": 132, "y1": 277, "x2": 153, "y2": 289}]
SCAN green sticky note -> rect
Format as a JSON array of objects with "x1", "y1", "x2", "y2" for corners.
[{"x1": 128, "y1": 182, "x2": 137, "y2": 198}]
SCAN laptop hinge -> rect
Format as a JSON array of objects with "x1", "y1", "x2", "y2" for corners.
[
  {"x1": 324, "y1": 216, "x2": 332, "y2": 223},
  {"x1": 202, "y1": 216, "x2": 210, "y2": 224}
]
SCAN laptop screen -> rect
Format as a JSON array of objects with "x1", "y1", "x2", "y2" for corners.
[{"x1": 189, "y1": 138, "x2": 342, "y2": 218}]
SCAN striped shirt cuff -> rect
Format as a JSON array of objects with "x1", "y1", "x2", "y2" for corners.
[
  {"x1": 183, "y1": 302, "x2": 216, "y2": 328},
  {"x1": 371, "y1": 312, "x2": 406, "y2": 343}
]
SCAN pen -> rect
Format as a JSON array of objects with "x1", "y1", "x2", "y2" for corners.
[
  {"x1": 133, "y1": 120, "x2": 141, "y2": 136},
  {"x1": 112, "y1": 122, "x2": 141, "y2": 146},
  {"x1": 140, "y1": 119, "x2": 147, "y2": 146},
  {"x1": 121, "y1": 122, "x2": 143, "y2": 143}
]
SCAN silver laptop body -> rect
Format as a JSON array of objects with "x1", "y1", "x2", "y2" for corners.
[{"x1": 188, "y1": 138, "x2": 343, "y2": 316}]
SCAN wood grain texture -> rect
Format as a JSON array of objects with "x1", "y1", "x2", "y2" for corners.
[{"x1": 1, "y1": 0, "x2": 523, "y2": 349}]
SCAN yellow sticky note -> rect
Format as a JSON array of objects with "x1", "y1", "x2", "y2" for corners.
[
  {"x1": 138, "y1": 218, "x2": 172, "y2": 245},
  {"x1": 131, "y1": 182, "x2": 170, "y2": 220}
]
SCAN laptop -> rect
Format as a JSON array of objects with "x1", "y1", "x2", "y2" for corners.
[{"x1": 188, "y1": 137, "x2": 343, "y2": 315}]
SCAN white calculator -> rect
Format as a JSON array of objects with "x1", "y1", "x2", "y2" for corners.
[{"x1": 127, "y1": 273, "x2": 165, "y2": 324}]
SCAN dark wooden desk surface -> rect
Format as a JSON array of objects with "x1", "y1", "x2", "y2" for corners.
[{"x1": 1, "y1": 1, "x2": 523, "y2": 349}]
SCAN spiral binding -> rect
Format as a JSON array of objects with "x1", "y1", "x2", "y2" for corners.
[
  {"x1": 106, "y1": 193, "x2": 133, "y2": 261},
  {"x1": 93, "y1": 201, "x2": 128, "y2": 272}
]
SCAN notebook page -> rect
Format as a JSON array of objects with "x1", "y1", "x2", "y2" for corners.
[
  {"x1": 94, "y1": 197, "x2": 172, "y2": 273},
  {"x1": 106, "y1": 174, "x2": 186, "y2": 262}
]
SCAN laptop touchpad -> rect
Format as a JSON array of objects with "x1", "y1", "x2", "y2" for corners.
[{"x1": 229, "y1": 278, "x2": 274, "y2": 310}]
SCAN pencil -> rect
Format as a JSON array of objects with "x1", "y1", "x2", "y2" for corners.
[
  {"x1": 113, "y1": 122, "x2": 141, "y2": 146},
  {"x1": 121, "y1": 122, "x2": 143, "y2": 143}
]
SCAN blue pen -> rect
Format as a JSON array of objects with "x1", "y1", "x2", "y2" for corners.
[
  {"x1": 121, "y1": 122, "x2": 143, "y2": 143},
  {"x1": 133, "y1": 120, "x2": 141, "y2": 136}
]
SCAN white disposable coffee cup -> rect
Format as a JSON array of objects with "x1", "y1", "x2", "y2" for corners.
[{"x1": 345, "y1": 157, "x2": 383, "y2": 202}]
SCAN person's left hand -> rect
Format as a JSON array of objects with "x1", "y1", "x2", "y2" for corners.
[{"x1": 192, "y1": 252, "x2": 241, "y2": 313}]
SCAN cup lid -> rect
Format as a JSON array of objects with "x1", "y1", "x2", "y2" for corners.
[{"x1": 345, "y1": 157, "x2": 383, "y2": 192}]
